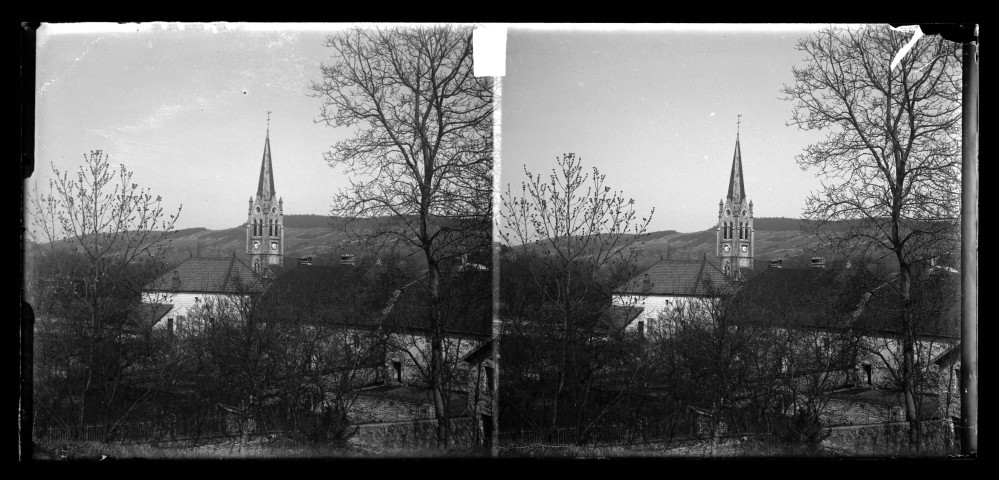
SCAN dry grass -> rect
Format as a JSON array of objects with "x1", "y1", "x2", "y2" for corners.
[
  {"x1": 499, "y1": 438, "x2": 833, "y2": 458},
  {"x1": 32, "y1": 437, "x2": 487, "y2": 461},
  {"x1": 33, "y1": 438, "x2": 367, "y2": 460}
]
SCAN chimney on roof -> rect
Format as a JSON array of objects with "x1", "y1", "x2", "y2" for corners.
[
  {"x1": 810, "y1": 257, "x2": 826, "y2": 269},
  {"x1": 769, "y1": 259, "x2": 783, "y2": 269},
  {"x1": 643, "y1": 272, "x2": 651, "y2": 287},
  {"x1": 171, "y1": 271, "x2": 181, "y2": 291}
]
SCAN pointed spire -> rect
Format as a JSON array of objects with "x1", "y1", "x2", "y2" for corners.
[
  {"x1": 727, "y1": 119, "x2": 746, "y2": 203},
  {"x1": 257, "y1": 115, "x2": 276, "y2": 199}
]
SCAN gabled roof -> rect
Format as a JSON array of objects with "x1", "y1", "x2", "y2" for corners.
[
  {"x1": 728, "y1": 267, "x2": 960, "y2": 339},
  {"x1": 597, "y1": 305, "x2": 645, "y2": 334},
  {"x1": 727, "y1": 134, "x2": 746, "y2": 202},
  {"x1": 614, "y1": 257, "x2": 738, "y2": 297},
  {"x1": 463, "y1": 339, "x2": 494, "y2": 365},
  {"x1": 256, "y1": 265, "x2": 492, "y2": 339},
  {"x1": 852, "y1": 269, "x2": 960, "y2": 339},
  {"x1": 126, "y1": 303, "x2": 173, "y2": 331},
  {"x1": 255, "y1": 264, "x2": 384, "y2": 325},
  {"x1": 144, "y1": 256, "x2": 266, "y2": 294},
  {"x1": 383, "y1": 269, "x2": 492, "y2": 338}
]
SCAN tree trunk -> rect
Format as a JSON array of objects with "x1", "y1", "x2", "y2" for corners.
[
  {"x1": 427, "y1": 260, "x2": 449, "y2": 449},
  {"x1": 898, "y1": 264, "x2": 921, "y2": 452}
]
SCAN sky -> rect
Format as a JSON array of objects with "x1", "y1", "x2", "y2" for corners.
[
  {"x1": 501, "y1": 25, "x2": 836, "y2": 233},
  {"x1": 31, "y1": 22, "x2": 359, "y2": 233},
  {"x1": 31, "y1": 23, "x2": 882, "y2": 238}
]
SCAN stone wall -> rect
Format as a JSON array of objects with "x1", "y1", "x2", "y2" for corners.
[
  {"x1": 822, "y1": 419, "x2": 957, "y2": 455},
  {"x1": 821, "y1": 397, "x2": 905, "y2": 427},
  {"x1": 350, "y1": 417, "x2": 476, "y2": 450},
  {"x1": 349, "y1": 396, "x2": 434, "y2": 424}
]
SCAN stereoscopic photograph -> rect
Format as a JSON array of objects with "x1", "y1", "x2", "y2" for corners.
[{"x1": 21, "y1": 22, "x2": 976, "y2": 460}]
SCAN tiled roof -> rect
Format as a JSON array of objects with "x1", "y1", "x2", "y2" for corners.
[
  {"x1": 728, "y1": 268, "x2": 959, "y2": 339},
  {"x1": 614, "y1": 257, "x2": 738, "y2": 297},
  {"x1": 255, "y1": 264, "x2": 386, "y2": 325},
  {"x1": 383, "y1": 269, "x2": 492, "y2": 338},
  {"x1": 144, "y1": 256, "x2": 266, "y2": 294},
  {"x1": 852, "y1": 269, "x2": 960, "y2": 339},
  {"x1": 256, "y1": 265, "x2": 492, "y2": 339}
]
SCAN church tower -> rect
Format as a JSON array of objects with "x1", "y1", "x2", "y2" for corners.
[
  {"x1": 246, "y1": 116, "x2": 284, "y2": 273},
  {"x1": 716, "y1": 119, "x2": 754, "y2": 276}
]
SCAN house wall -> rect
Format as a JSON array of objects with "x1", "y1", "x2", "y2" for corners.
[
  {"x1": 383, "y1": 332, "x2": 485, "y2": 390},
  {"x1": 141, "y1": 291, "x2": 249, "y2": 330},
  {"x1": 854, "y1": 335, "x2": 956, "y2": 391},
  {"x1": 936, "y1": 361, "x2": 961, "y2": 420},
  {"x1": 612, "y1": 294, "x2": 717, "y2": 332},
  {"x1": 464, "y1": 357, "x2": 495, "y2": 448}
]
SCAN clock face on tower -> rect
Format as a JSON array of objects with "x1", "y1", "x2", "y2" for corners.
[
  {"x1": 252, "y1": 241, "x2": 260, "y2": 250},
  {"x1": 723, "y1": 244, "x2": 731, "y2": 253},
  {"x1": 270, "y1": 241, "x2": 278, "y2": 251}
]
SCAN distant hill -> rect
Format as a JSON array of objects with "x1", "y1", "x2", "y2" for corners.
[
  {"x1": 507, "y1": 217, "x2": 856, "y2": 274},
  {"x1": 28, "y1": 215, "x2": 880, "y2": 272},
  {"x1": 155, "y1": 215, "x2": 405, "y2": 263}
]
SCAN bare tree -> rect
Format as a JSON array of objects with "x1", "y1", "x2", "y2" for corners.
[
  {"x1": 311, "y1": 25, "x2": 492, "y2": 449},
  {"x1": 27, "y1": 150, "x2": 181, "y2": 439},
  {"x1": 500, "y1": 153, "x2": 653, "y2": 436},
  {"x1": 782, "y1": 24, "x2": 961, "y2": 450}
]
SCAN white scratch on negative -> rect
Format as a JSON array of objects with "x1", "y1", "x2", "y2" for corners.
[{"x1": 890, "y1": 25, "x2": 924, "y2": 72}]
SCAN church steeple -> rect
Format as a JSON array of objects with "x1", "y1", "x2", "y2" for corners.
[
  {"x1": 246, "y1": 113, "x2": 284, "y2": 271},
  {"x1": 716, "y1": 116, "x2": 754, "y2": 275},
  {"x1": 727, "y1": 116, "x2": 746, "y2": 203},
  {"x1": 257, "y1": 113, "x2": 276, "y2": 199},
  {"x1": 727, "y1": 133, "x2": 746, "y2": 202}
]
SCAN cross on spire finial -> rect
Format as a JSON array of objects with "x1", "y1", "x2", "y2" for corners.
[
  {"x1": 267, "y1": 111, "x2": 272, "y2": 134},
  {"x1": 737, "y1": 114, "x2": 742, "y2": 136}
]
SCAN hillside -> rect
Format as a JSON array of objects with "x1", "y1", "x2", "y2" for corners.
[
  {"x1": 28, "y1": 216, "x2": 856, "y2": 271},
  {"x1": 155, "y1": 215, "x2": 407, "y2": 263},
  {"x1": 508, "y1": 217, "x2": 856, "y2": 273}
]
